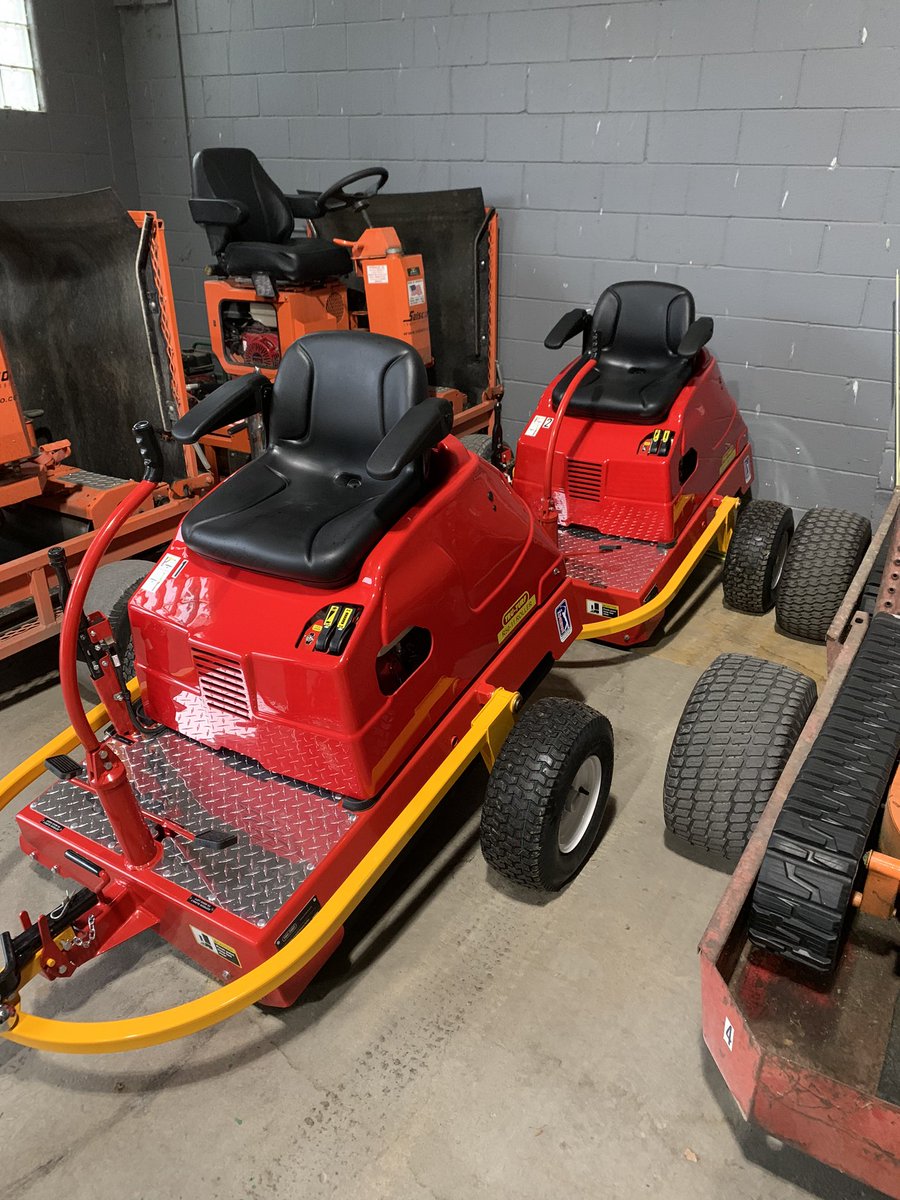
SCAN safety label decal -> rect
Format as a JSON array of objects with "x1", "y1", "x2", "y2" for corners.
[
  {"x1": 524, "y1": 415, "x2": 553, "y2": 437},
  {"x1": 366, "y1": 263, "x2": 389, "y2": 284},
  {"x1": 498, "y1": 591, "x2": 536, "y2": 644},
  {"x1": 743, "y1": 453, "x2": 753, "y2": 486},
  {"x1": 191, "y1": 925, "x2": 241, "y2": 967},
  {"x1": 275, "y1": 896, "x2": 321, "y2": 949},
  {"x1": 555, "y1": 599, "x2": 573, "y2": 642},
  {"x1": 142, "y1": 552, "x2": 180, "y2": 595},
  {"x1": 720, "y1": 444, "x2": 737, "y2": 474},
  {"x1": 407, "y1": 279, "x2": 426, "y2": 306},
  {"x1": 587, "y1": 599, "x2": 619, "y2": 618}
]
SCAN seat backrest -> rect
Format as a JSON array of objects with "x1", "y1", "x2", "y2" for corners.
[
  {"x1": 268, "y1": 331, "x2": 427, "y2": 468},
  {"x1": 192, "y1": 147, "x2": 293, "y2": 245},
  {"x1": 589, "y1": 281, "x2": 695, "y2": 367}
]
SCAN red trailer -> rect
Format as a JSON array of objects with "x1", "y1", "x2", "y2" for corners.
[{"x1": 698, "y1": 488, "x2": 900, "y2": 1197}]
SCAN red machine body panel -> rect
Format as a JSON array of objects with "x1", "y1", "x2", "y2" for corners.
[
  {"x1": 17, "y1": 552, "x2": 579, "y2": 1008},
  {"x1": 513, "y1": 351, "x2": 752, "y2": 645},
  {"x1": 514, "y1": 353, "x2": 749, "y2": 543},
  {"x1": 130, "y1": 440, "x2": 563, "y2": 801}
]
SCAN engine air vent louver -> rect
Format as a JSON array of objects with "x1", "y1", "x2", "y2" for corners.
[
  {"x1": 567, "y1": 460, "x2": 603, "y2": 503},
  {"x1": 191, "y1": 647, "x2": 252, "y2": 720}
]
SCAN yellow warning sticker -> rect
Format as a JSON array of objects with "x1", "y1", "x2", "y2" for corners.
[
  {"x1": 337, "y1": 606, "x2": 354, "y2": 630},
  {"x1": 323, "y1": 604, "x2": 340, "y2": 629},
  {"x1": 190, "y1": 925, "x2": 241, "y2": 968},
  {"x1": 498, "y1": 591, "x2": 536, "y2": 644},
  {"x1": 720, "y1": 444, "x2": 737, "y2": 473},
  {"x1": 587, "y1": 599, "x2": 619, "y2": 618}
]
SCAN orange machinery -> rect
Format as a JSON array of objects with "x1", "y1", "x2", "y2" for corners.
[
  {"x1": 0, "y1": 195, "x2": 210, "y2": 660},
  {"x1": 190, "y1": 153, "x2": 501, "y2": 461}
]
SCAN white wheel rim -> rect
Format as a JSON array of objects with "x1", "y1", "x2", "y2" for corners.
[
  {"x1": 771, "y1": 530, "x2": 790, "y2": 590},
  {"x1": 558, "y1": 755, "x2": 603, "y2": 854}
]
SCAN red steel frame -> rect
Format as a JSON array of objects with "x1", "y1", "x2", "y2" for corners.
[{"x1": 699, "y1": 497, "x2": 900, "y2": 1198}]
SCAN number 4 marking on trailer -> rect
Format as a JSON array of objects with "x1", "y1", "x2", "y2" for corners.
[{"x1": 723, "y1": 1016, "x2": 735, "y2": 1052}]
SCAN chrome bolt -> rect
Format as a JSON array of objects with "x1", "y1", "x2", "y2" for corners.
[
  {"x1": 222, "y1": 970, "x2": 231, "y2": 981},
  {"x1": 57, "y1": 964, "x2": 68, "y2": 975},
  {"x1": 0, "y1": 1004, "x2": 18, "y2": 1033}
]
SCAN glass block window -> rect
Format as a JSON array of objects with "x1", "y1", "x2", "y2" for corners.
[{"x1": 0, "y1": 0, "x2": 41, "y2": 112}]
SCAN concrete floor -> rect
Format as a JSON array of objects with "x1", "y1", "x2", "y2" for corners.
[{"x1": 0, "y1": 563, "x2": 885, "y2": 1200}]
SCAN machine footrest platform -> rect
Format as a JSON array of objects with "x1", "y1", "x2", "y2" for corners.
[{"x1": 26, "y1": 730, "x2": 357, "y2": 927}]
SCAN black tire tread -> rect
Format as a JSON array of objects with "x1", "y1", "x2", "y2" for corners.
[
  {"x1": 722, "y1": 499, "x2": 793, "y2": 614},
  {"x1": 750, "y1": 612, "x2": 900, "y2": 972},
  {"x1": 459, "y1": 433, "x2": 494, "y2": 461},
  {"x1": 775, "y1": 507, "x2": 871, "y2": 642},
  {"x1": 481, "y1": 697, "x2": 612, "y2": 890},
  {"x1": 664, "y1": 654, "x2": 817, "y2": 859}
]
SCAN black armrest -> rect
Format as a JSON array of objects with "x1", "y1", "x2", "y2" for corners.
[
  {"x1": 188, "y1": 197, "x2": 249, "y2": 228},
  {"x1": 171, "y1": 373, "x2": 271, "y2": 445},
  {"x1": 677, "y1": 316, "x2": 714, "y2": 358},
  {"x1": 544, "y1": 308, "x2": 589, "y2": 350},
  {"x1": 366, "y1": 398, "x2": 453, "y2": 481},
  {"x1": 290, "y1": 191, "x2": 324, "y2": 219}
]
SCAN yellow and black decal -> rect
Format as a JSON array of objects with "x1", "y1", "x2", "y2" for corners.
[
  {"x1": 641, "y1": 429, "x2": 674, "y2": 457},
  {"x1": 498, "y1": 591, "x2": 536, "y2": 644},
  {"x1": 587, "y1": 598, "x2": 619, "y2": 618},
  {"x1": 301, "y1": 604, "x2": 364, "y2": 654},
  {"x1": 190, "y1": 926, "x2": 241, "y2": 968}
]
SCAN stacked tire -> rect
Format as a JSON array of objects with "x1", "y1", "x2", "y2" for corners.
[{"x1": 722, "y1": 498, "x2": 871, "y2": 643}]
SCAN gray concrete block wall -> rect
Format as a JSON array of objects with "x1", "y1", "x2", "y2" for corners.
[
  {"x1": 0, "y1": 0, "x2": 138, "y2": 206},
  {"x1": 123, "y1": 0, "x2": 900, "y2": 519}
]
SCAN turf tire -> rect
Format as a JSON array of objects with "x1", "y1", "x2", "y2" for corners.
[
  {"x1": 459, "y1": 433, "x2": 494, "y2": 461},
  {"x1": 775, "y1": 507, "x2": 871, "y2": 642},
  {"x1": 664, "y1": 654, "x2": 817, "y2": 860},
  {"x1": 481, "y1": 697, "x2": 613, "y2": 891},
  {"x1": 722, "y1": 499, "x2": 793, "y2": 614}
]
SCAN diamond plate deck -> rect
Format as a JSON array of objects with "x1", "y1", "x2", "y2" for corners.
[
  {"x1": 57, "y1": 468, "x2": 128, "y2": 490},
  {"x1": 31, "y1": 731, "x2": 356, "y2": 925},
  {"x1": 560, "y1": 525, "x2": 674, "y2": 595}
]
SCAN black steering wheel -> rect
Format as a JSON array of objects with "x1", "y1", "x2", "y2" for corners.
[{"x1": 316, "y1": 166, "x2": 389, "y2": 211}]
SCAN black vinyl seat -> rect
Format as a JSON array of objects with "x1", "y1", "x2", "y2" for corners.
[
  {"x1": 549, "y1": 281, "x2": 711, "y2": 422},
  {"x1": 220, "y1": 237, "x2": 351, "y2": 285},
  {"x1": 178, "y1": 333, "x2": 451, "y2": 588},
  {"x1": 190, "y1": 147, "x2": 351, "y2": 285}
]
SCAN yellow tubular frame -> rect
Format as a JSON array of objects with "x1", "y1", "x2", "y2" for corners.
[
  {"x1": 577, "y1": 495, "x2": 738, "y2": 641},
  {"x1": 1, "y1": 687, "x2": 518, "y2": 1055}
]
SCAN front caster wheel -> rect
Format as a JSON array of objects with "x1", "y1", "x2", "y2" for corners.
[{"x1": 481, "y1": 697, "x2": 614, "y2": 891}]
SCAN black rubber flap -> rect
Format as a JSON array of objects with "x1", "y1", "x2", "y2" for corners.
[
  {"x1": 0, "y1": 189, "x2": 182, "y2": 480},
  {"x1": 314, "y1": 188, "x2": 492, "y2": 404}
]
